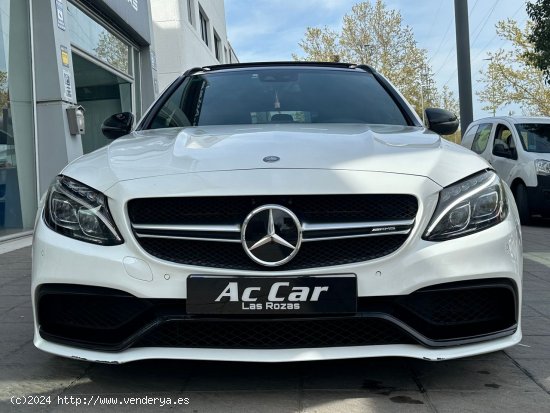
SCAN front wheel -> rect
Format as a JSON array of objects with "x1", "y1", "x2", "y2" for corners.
[{"x1": 514, "y1": 184, "x2": 531, "y2": 225}]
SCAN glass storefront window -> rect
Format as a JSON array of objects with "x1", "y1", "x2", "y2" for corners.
[
  {"x1": 0, "y1": 0, "x2": 37, "y2": 236},
  {"x1": 66, "y1": 2, "x2": 141, "y2": 156},
  {"x1": 66, "y1": 3, "x2": 131, "y2": 75},
  {"x1": 72, "y1": 52, "x2": 133, "y2": 154}
]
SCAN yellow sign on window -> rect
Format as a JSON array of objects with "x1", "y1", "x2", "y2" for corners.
[{"x1": 61, "y1": 46, "x2": 70, "y2": 67}]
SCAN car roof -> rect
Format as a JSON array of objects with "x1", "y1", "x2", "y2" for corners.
[
  {"x1": 184, "y1": 61, "x2": 376, "y2": 76},
  {"x1": 472, "y1": 116, "x2": 550, "y2": 124}
]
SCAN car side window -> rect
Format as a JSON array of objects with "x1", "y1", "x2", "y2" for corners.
[
  {"x1": 461, "y1": 125, "x2": 478, "y2": 148},
  {"x1": 471, "y1": 123, "x2": 492, "y2": 154},
  {"x1": 492, "y1": 124, "x2": 517, "y2": 158}
]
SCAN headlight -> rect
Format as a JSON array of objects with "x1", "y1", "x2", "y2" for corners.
[
  {"x1": 423, "y1": 170, "x2": 508, "y2": 241},
  {"x1": 43, "y1": 176, "x2": 123, "y2": 245},
  {"x1": 535, "y1": 159, "x2": 550, "y2": 176}
]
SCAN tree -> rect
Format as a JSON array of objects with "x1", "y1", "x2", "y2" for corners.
[
  {"x1": 0, "y1": 71, "x2": 8, "y2": 110},
  {"x1": 294, "y1": 27, "x2": 341, "y2": 63},
  {"x1": 526, "y1": 0, "x2": 550, "y2": 83},
  {"x1": 293, "y1": 0, "x2": 459, "y2": 124},
  {"x1": 477, "y1": 19, "x2": 550, "y2": 116}
]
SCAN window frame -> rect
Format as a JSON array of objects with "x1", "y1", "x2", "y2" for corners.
[
  {"x1": 492, "y1": 123, "x2": 517, "y2": 159},
  {"x1": 214, "y1": 31, "x2": 221, "y2": 61},
  {"x1": 137, "y1": 67, "x2": 422, "y2": 130},
  {"x1": 199, "y1": 9, "x2": 209, "y2": 46},
  {"x1": 470, "y1": 123, "x2": 493, "y2": 155},
  {"x1": 187, "y1": 0, "x2": 194, "y2": 26},
  {"x1": 514, "y1": 123, "x2": 550, "y2": 153}
]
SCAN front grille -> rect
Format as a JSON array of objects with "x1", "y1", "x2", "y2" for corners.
[
  {"x1": 128, "y1": 195, "x2": 417, "y2": 269},
  {"x1": 134, "y1": 318, "x2": 415, "y2": 349},
  {"x1": 137, "y1": 235, "x2": 409, "y2": 270},
  {"x1": 128, "y1": 195, "x2": 418, "y2": 225}
]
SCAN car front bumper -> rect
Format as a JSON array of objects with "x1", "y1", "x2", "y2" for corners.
[
  {"x1": 31, "y1": 209, "x2": 523, "y2": 363},
  {"x1": 527, "y1": 175, "x2": 550, "y2": 217},
  {"x1": 31, "y1": 170, "x2": 523, "y2": 363},
  {"x1": 34, "y1": 330, "x2": 522, "y2": 364}
]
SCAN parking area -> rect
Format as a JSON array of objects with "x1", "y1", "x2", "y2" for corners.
[{"x1": 0, "y1": 223, "x2": 549, "y2": 412}]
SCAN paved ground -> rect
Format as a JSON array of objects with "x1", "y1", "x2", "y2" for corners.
[{"x1": 1, "y1": 223, "x2": 549, "y2": 412}]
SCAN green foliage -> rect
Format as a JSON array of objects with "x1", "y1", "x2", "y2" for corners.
[
  {"x1": 293, "y1": 0, "x2": 459, "y2": 123},
  {"x1": 526, "y1": 0, "x2": 550, "y2": 83},
  {"x1": 0, "y1": 71, "x2": 8, "y2": 110},
  {"x1": 478, "y1": 19, "x2": 550, "y2": 116}
]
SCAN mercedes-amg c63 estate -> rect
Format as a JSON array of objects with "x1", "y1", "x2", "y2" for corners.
[{"x1": 32, "y1": 62, "x2": 522, "y2": 363}]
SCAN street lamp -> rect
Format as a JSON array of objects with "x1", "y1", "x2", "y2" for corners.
[{"x1": 417, "y1": 64, "x2": 429, "y2": 124}]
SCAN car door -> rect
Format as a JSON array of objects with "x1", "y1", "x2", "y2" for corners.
[{"x1": 489, "y1": 123, "x2": 518, "y2": 185}]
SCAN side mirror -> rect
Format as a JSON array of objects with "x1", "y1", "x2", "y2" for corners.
[
  {"x1": 493, "y1": 143, "x2": 509, "y2": 158},
  {"x1": 101, "y1": 112, "x2": 134, "y2": 140},
  {"x1": 424, "y1": 108, "x2": 459, "y2": 136}
]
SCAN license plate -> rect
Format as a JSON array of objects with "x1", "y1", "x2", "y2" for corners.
[{"x1": 186, "y1": 275, "x2": 357, "y2": 315}]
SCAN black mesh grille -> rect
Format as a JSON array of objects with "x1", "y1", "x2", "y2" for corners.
[
  {"x1": 128, "y1": 195, "x2": 417, "y2": 269},
  {"x1": 37, "y1": 286, "x2": 154, "y2": 346},
  {"x1": 37, "y1": 280, "x2": 518, "y2": 351},
  {"x1": 134, "y1": 318, "x2": 415, "y2": 349},
  {"x1": 397, "y1": 286, "x2": 514, "y2": 326},
  {"x1": 128, "y1": 195, "x2": 418, "y2": 225},
  {"x1": 38, "y1": 290, "x2": 151, "y2": 330},
  {"x1": 137, "y1": 235, "x2": 409, "y2": 270}
]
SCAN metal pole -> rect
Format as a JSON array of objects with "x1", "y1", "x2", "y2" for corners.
[
  {"x1": 420, "y1": 80, "x2": 425, "y2": 124},
  {"x1": 454, "y1": 0, "x2": 473, "y2": 138},
  {"x1": 492, "y1": 71, "x2": 496, "y2": 117},
  {"x1": 417, "y1": 64, "x2": 426, "y2": 124}
]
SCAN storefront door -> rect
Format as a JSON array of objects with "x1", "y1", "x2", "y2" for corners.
[
  {"x1": 67, "y1": 2, "x2": 138, "y2": 154},
  {"x1": 72, "y1": 52, "x2": 132, "y2": 154}
]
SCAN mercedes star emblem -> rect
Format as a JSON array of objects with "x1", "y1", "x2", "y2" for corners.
[{"x1": 241, "y1": 204, "x2": 302, "y2": 266}]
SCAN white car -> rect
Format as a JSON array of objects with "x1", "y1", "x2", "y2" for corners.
[
  {"x1": 32, "y1": 62, "x2": 522, "y2": 363},
  {"x1": 461, "y1": 116, "x2": 550, "y2": 223}
]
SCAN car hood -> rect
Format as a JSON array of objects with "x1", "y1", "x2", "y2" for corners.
[
  {"x1": 62, "y1": 124, "x2": 489, "y2": 191},
  {"x1": 523, "y1": 151, "x2": 550, "y2": 161}
]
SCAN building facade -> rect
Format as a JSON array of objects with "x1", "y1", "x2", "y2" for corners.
[
  {"x1": 0, "y1": 0, "x2": 157, "y2": 239},
  {"x1": 151, "y1": 0, "x2": 238, "y2": 90}
]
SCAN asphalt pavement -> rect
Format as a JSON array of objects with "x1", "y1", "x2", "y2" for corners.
[{"x1": 0, "y1": 222, "x2": 549, "y2": 412}]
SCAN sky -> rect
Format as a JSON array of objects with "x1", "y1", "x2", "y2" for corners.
[{"x1": 225, "y1": 0, "x2": 530, "y2": 120}]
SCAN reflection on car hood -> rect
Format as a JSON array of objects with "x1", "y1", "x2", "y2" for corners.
[{"x1": 62, "y1": 124, "x2": 489, "y2": 191}]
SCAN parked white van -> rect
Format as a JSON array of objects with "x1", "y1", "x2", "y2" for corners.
[{"x1": 461, "y1": 116, "x2": 550, "y2": 223}]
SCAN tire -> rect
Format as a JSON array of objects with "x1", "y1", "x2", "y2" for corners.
[{"x1": 514, "y1": 184, "x2": 531, "y2": 225}]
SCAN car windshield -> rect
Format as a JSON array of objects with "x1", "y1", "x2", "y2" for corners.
[
  {"x1": 515, "y1": 123, "x2": 550, "y2": 153},
  {"x1": 146, "y1": 68, "x2": 409, "y2": 128}
]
